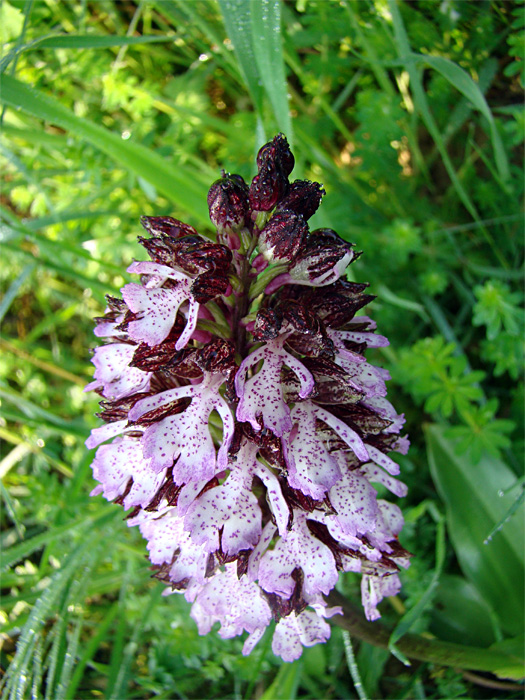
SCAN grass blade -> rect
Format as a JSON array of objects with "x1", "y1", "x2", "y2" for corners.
[
  {"x1": 218, "y1": 0, "x2": 265, "y2": 117},
  {"x1": 0, "y1": 262, "x2": 35, "y2": 323},
  {"x1": 417, "y1": 54, "x2": 510, "y2": 183},
  {"x1": 251, "y1": 0, "x2": 292, "y2": 141},
  {"x1": 0, "y1": 75, "x2": 209, "y2": 224},
  {"x1": 0, "y1": 33, "x2": 177, "y2": 73},
  {"x1": 1, "y1": 510, "x2": 117, "y2": 571}
]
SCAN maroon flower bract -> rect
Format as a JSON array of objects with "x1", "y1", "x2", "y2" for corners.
[{"x1": 85, "y1": 134, "x2": 410, "y2": 662}]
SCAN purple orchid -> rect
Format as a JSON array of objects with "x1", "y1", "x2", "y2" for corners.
[{"x1": 86, "y1": 134, "x2": 410, "y2": 662}]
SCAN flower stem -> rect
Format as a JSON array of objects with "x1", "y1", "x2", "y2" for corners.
[{"x1": 328, "y1": 591, "x2": 514, "y2": 675}]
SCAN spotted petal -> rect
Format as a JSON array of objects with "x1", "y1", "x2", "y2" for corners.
[
  {"x1": 91, "y1": 437, "x2": 166, "y2": 509},
  {"x1": 131, "y1": 374, "x2": 234, "y2": 481},
  {"x1": 191, "y1": 564, "x2": 271, "y2": 639},
  {"x1": 282, "y1": 402, "x2": 342, "y2": 499},
  {"x1": 361, "y1": 572, "x2": 402, "y2": 621},
  {"x1": 235, "y1": 337, "x2": 314, "y2": 437},
  {"x1": 258, "y1": 511, "x2": 338, "y2": 598},
  {"x1": 184, "y1": 459, "x2": 261, "y2": 555},
  {"x1": 327, "y1": 452, "x2": 380, "y2": 537},
  {"x1": 85, "y1": 343, "x2": 151, "y2": 400},
  {"x1": 139, "y1": 510, "x2": 209, "y2": 590},
  {"x1": 122, "y1": 282, "x2": 199, "y2": 349},
  {"x1": 272, "y1": 609, "x2": 331, "y2": 662}
]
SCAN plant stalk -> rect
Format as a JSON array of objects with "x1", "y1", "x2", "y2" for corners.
[{"x1": 327, "y1": 590, "x2": 518, "y2": 676}]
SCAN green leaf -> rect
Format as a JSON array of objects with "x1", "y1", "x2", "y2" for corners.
[
  {"x1": 251, "y1": 0, "x2": 293, "y2": 142},
  {"x1": 429, "y1": 574, "x2": 498, "y2": 647},
  {"x1": 489, "y1": 636, "x2": 525, "y2": 681},
  {"x1": 0, "y1": 33, "x2": 177, "y2": 74},
  {"x1": 218, "y1": 0, "x2": 292, "y2": 140},
  {"x1": 416, "y1": 54, "x2": 510, "y2": 183},
  {"x1": 0, "y1": 75, "x2": 209, "y2": 224},
  {"x1": 260, "y1": 659, "x2": 303, "y2": 700},
  {"x1": 218, "y1": 0, "x2": 265, "y2": 116},
  {"x1": 426, "y1": 424, "x2": 524, "y2": 636}
]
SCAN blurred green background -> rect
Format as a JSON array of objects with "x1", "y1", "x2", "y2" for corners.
[{"x1": 0, "y1": 0, "x2": 523, "y2": 698}]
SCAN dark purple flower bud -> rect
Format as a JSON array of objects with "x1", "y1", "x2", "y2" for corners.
[
  {"x1": 256, "y1": 133, "x2": 294, "y2": 175},
  {"x1": 306, "y1": 280, "x2": 375, "y2": 327},
  {"x1": 170, "y1": 236, "x2": 233, "y2": 275},
  {"x1": 253, "y1": 307, "x2": 283, "y2": 341},
  {"x1": 190, "y1": 268, "x2": 231, "y2": 304},
  {"x1": 196, "y1": 338, "x2": 237, "y2": 375},
  {"x1": 208, "y1": 173, "x2": 250, "y2": 232},
  {"x1": 249, "y1": 134, "x2": 295, "y2": 211},
  {"x1": 137, "y1": 236, "x2": 177, "y2": 267},
  {"x1": 258, "y1": 210, "x2": 308, "y2": 263},
  {"x1": 276, "y1": 180, "x2": 325, "y2": 221},
  {"x1": 130, "y1": 338, "x2": 188, "y2": 373},
  {"x1": 140, "y1": 216, "x2": 198, "y2": 239},
  {"x1": 96, "y1": 392, "x2": 151, "y2": 423},
  {"x1": 288, "y1": 228, "x2": 356, "y2": 286}
]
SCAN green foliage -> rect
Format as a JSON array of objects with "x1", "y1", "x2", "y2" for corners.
[
  {"x1": 0, "y1": 0, "x2": 523, "y2": 697},
  {"x1": 473, "y1": 280, "x2": 523, "y2": 340}
]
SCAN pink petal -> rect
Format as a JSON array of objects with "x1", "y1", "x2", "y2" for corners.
[
  {"x1": 360, "y1": 463, "x2": 408, "y2": 498},
  {"x1": 140, "y1": 374, "x2": 233, "y2": 481},
  {"x1": 191, "y1": 564, "x2": 271, "y2": 640},
  {"x1": 139, "y1": 510, "x2": 208, "y2": 587},
  {"x1": 247, "y1": 521, "x2": 276, "y2": 582},
  {"x1": 314, "y1": 405, "x2": 369, "y2": 462},
  {"x1": 332, "y1": 329, "x2": 389, "y2": 348},
  {"x1": 258, "y1": 512, "x2": 338, "y2": 598},
  {"x1": 272, "y1": 609, "x2": 331, "y2": 662},
  {"x1": 91, "y1": 437, "x2": 166, "y2": 509},
  {"x1": 283, "y1": 402, "x2": 342, "y2": 499},
  {"x1": 184, "y1": 464, "x2": 261, "y2": 555},
  {"x1": 122, "y1": 282, "x2": 196, "y2": 348},
  {"x1": 85, "y1": 420, "x2": 127, "y2": 450},
  {"x1": 328, "y1": 453, "x2": 380, "y2": 536},
  {"x1": 128, "y1": 385, "x2": 194, "y2": 421},
  {"x1": 255, "y1": 463, "x2": 290, "y2": 537},
  {"x1": 87, "y1": 343, "x2": 151, "y2": 400},
  {"x1": 361, "y1": 573, "x2": 401, "y2": 621},
  {"x1": 366, "y1": 444, "x2": 400, "y2": 476}
]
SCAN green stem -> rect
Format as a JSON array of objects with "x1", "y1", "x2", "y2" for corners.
[{"x1": 327, "y1": 591, "x2": 514, "y2": 675}]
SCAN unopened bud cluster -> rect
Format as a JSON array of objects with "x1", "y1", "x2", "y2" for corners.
[{"x1": 86, "y1": 134, "x2": 410, "y2": 661}]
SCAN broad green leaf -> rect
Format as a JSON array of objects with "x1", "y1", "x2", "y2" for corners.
[
  {"x1": 429, "y1": 574, "x2": 498, "y2": 647},
  {"x1": 426, "y1": 424, "x2": 524, "y2": 636},
  {"x1": 488, "y1": 636, "x2": 525, "y2": 681},
  {"x1": 0, "y1": 75, "x2": 209, "y2": 224},
  {"x1": 251, "y1": 0, "x2": 293, "y2": 142}
]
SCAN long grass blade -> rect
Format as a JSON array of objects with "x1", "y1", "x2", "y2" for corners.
[
  {"x1": 251, "y1": 0, "x2": 292, "y2": 142},
  {"x1": 0, "y1": 33, "x2": 177, "y2": 74},
  {"x1": 0, "y1": 75, "x2": 209, "y2": 224}
]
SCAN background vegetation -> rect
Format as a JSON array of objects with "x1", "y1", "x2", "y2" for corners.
[{"x1": 0, "y1": 0, "x2": 523, "y2": 698}]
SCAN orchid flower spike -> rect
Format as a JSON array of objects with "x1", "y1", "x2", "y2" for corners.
[{"x1": 86, "y1": 134, "x2": 410, "y2": 662}]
